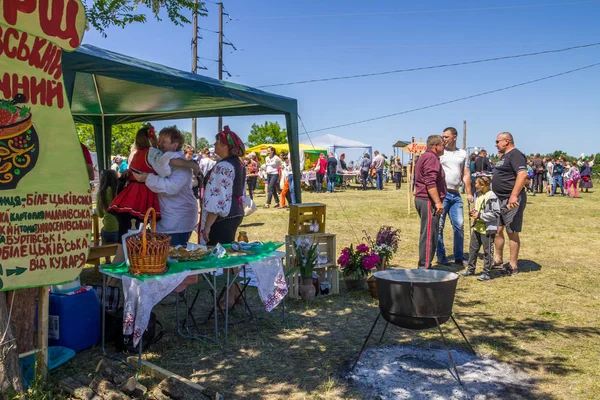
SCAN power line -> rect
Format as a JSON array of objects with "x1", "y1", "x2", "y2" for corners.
[
  {"x1": 259, "y1": 42, "x2": 600, "y2": 88},
  {"x1": 245, "y1": 39, "x2": 585, "y2": 52},
  {"x1": 235, "y1": 0, "x2": 599, "y2": 20},
  {"x1": 302, "y1": 62, "x2": 600, "y2": 134}
]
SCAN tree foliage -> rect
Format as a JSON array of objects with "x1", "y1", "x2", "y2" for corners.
[
  {"x1": 247, "y1": 121, "x2": 288, "y2": 147},
  {"x1": 181, "y1": 130, "x2": 210, "y2": 151},
  {"x1": 76, "y1": 122, "x2": 143, "y2": 156},
  {"x1": 84, "y1": 0, "x2": 207, "y2": 36}
]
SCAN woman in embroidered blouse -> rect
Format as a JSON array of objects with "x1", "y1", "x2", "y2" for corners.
[{"x1": 200, "y1": 126, "x2": 247, "y2": 245}]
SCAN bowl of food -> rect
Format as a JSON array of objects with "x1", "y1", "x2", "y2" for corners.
[{"x1": 0, "y1": 94, "x2": 39, "y2": 190}]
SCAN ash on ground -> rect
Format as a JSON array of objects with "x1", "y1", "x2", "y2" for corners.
[{"x1": 348, "y1": 345, "x2": 536, "y2": 399}]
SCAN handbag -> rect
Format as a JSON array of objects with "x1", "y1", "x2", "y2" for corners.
[
  {"x1": 243, "y1": 195, "x2": 257, "y2": 216},
  {"x1": 104, "y1": 309, "x2": 163, "y2": 353}
]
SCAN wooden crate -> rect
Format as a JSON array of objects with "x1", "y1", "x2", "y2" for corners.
[
  {"x1": 284, "y1": 233, "x2": 339, "y2": 299},
  {"x1": 288, "y1": 203, "x2": 326, "y2": 235}
]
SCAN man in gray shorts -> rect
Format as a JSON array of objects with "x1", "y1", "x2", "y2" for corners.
[{"x1": 491, "y1": 132, "x2": 528, "y2": 274}]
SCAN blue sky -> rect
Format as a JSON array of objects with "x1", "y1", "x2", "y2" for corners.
[{"x1": 81, "y1": 0, "x2": 600, "y2": 160}]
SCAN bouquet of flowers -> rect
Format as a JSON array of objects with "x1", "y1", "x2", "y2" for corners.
[
  {"x1": 374, "y1": 226, "x2": 400, "y2": 261},
  {"x1": 337, "y1": 243, "x2": 380, "y2": 280},
  {"x1": 286, "y1": 236, "x2": 320, "y2": 278}
]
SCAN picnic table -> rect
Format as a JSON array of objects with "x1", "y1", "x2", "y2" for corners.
[
  {"x1": 98, "y1": 242, "x2": 286, "y2": 362},
  {"x1": 337, "y1": 171, "x2": 360, "y2": 189}
]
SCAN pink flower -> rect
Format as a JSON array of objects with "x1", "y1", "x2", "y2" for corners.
[
  {"x1": 362, "y1": 253, "x2": 380, "y2": 270},
  {"x1": 337, "y1": 254, "x2": 350, "y2": 267},
  {"x1": 356, "y1": 244, "x2": 370, "y2": 253}
]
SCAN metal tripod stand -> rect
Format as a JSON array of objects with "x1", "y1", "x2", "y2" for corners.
[{"x1": 352, "y1": 311, "x2": 476, "y2": 385}]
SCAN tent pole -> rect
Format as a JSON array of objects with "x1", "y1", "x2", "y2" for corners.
[
  {"x1": 92, "y1": 74, "x2": 109, "y2": 171},
  {"x1": 285, "y1": 111, "x2": 301, "y2": 203}
]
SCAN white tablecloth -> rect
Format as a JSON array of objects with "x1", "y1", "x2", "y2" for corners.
[{"x1": 101, "y1": 251, "x2": 286, "y2": 347}]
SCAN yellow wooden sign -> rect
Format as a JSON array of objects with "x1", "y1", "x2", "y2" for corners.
[
  {"x1": 0, "y1": 0, "x2": 91, "y2": 290},
  {"x1": 402, "y1": 142, "x2": 427, "y2": 154}
]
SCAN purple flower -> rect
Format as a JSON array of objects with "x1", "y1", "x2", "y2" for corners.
[{"x1": 356, "y1": 244, "x2": 370, "y2": 253}]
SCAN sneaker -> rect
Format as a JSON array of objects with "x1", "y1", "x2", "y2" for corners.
[
  {"x1": 460, "y1": 270, "x2": 476, "y2": 277},
  {"x1": 454, "y1": 259, "x2": 469, "y2": 268},
  {"x1": 477, "y1": 273, "x2": 491, "y2": 281}
]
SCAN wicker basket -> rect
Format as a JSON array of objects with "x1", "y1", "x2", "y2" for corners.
[{"x1": 126, "y1": 208, "x2": 170, "y2": 275}]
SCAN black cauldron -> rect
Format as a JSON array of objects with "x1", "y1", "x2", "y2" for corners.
[{"x1": 375, "y1": 269, "x2": 459, "y2": 330}]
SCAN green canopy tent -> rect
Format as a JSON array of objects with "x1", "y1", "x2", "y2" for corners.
[{"x1": 61, "y1": 44, "x2": 303, "y2": 201}]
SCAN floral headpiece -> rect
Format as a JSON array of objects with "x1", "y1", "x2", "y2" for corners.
[
  {"x1": 141, "y1": 122, "x2": 155, "y2": 139},
  {"x1": 217, "y1": 125, "x2": 245, "y2": 157}
]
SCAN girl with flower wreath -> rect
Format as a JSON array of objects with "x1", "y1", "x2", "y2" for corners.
[{"x1": 108, "y1": 124, "x2": 199, "y2": 240}]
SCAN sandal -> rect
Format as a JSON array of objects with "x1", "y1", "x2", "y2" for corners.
[
  {"x1": 504, "y1": 265, "x2": 519, "y2": 276},
  {"x1": 491, "y1": 260, "x2": 504, "y2": 269},
  {"x1": 263, "y1": 204, "x2": 270, "y2": 208}
]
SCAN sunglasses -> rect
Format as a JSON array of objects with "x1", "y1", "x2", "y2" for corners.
[{"x1": 495, "y1": 139, "x2": 508, "y2": 144}]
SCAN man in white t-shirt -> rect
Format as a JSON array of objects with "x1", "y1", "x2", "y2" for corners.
[{"x1": 437, "y1": 127, "x2": 473, "y2": 267}]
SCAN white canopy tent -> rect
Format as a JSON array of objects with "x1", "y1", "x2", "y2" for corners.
[{"x1": 301, "y1": 134, "x2": 373, "y2": 160}]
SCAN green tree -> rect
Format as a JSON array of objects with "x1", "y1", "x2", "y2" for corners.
[
  {"x1": 247, "y1": 121, "x2": 288, "y2": 147},
  {"x1": 85, "y1": 0, "x2": 207, "y2": 36},
  {"x1": 76, "y1": 122, "x2": 143, "y2": 156},
  {"x1": 181, "y1": 130, "x2": 211, "y2": 151}
]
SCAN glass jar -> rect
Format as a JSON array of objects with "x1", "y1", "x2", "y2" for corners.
[{"x1": 237, "y1": 231, "x2": 249, "y2": 243}]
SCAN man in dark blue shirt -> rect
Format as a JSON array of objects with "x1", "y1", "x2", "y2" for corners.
[{"x1": 326, "y1": 153, "x2": 338, "y2": 193}]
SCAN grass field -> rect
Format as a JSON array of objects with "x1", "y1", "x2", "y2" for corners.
[{"x1": 59, "y1": 183, "x2": 600, "y2": 399}]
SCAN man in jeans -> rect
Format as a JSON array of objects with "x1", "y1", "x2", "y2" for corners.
[
  {"x1": 371, "y1": 150, "x2": 385, "y2": 190},
  {"x1": 415, "y1": 135, "x2": 446, "y2": 269},
  {"x1": 436, "y1": 127, "x2": 473, "y2": 267}
]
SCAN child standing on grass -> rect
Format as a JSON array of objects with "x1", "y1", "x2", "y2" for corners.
[
  {"x1": 461, "y1": 176, "x2": 501, "y2": 281},
  {"x1": 566, "y1": 163, "x2": 580, "y2": 197}
]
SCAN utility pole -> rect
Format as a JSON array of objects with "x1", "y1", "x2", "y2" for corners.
[
  {"x1": 191, "y1": 0, "x2": 199, "y2": 148},
  {"x1": 462, "y1": 120, "x2": 467, "y2": 150},
  {"x1": 217, "y1": 2, "x2": 223, "y2": 132}
]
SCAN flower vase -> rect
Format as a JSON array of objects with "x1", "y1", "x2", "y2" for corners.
[
  {"x1": 300, "y1": 277, "x2": 316, "y2": 301},
  {"x1": 344, "y1": 276, "x2": 367, "y2": 290},
  {"x1": 367, "y1": 275, "x2": 378, "y2": 299},
  {"x1": 377, "y1": 256, "x2": 387, "y2": 272}
]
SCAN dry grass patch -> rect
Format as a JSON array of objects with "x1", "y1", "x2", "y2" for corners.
[{"x1": 57, "y1": 185, "x2": 600, "y2": 399}]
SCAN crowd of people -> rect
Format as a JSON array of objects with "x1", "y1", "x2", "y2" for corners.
[{"x1": 527, "y1": 154, "x2": 595, "y2": 197}]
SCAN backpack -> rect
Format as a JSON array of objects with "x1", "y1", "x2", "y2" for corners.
[{"x1": 572, "y1": 168, "x2": 581, "y2": 180}]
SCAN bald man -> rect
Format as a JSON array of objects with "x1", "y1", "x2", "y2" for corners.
[{"x1": 492, "y1": 132, "x2": 528, "y2": 276}]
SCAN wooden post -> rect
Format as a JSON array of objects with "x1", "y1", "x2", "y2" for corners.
[
  {"x1": 407, "y1": 137, "x2": 415, "y2": 215},
  {"x1": 36, "y1": 286, "x2": 49, "y2": 381},
  {"x1": 463, "y1": 120, "x2": 467, "y2": 150}
]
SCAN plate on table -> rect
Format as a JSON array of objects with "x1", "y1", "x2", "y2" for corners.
[{"x1": 169, "y1": 247, "x2": 211, "y2": 262}]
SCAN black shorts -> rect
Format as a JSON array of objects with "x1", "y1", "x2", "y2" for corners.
[{"x1": 499, "y1": 191, "x2": 526, "y2": 233}]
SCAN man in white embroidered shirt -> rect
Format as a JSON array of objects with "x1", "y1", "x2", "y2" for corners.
[{"x1": 436, "y1": 127, "x2": 473, "y2": 267}]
